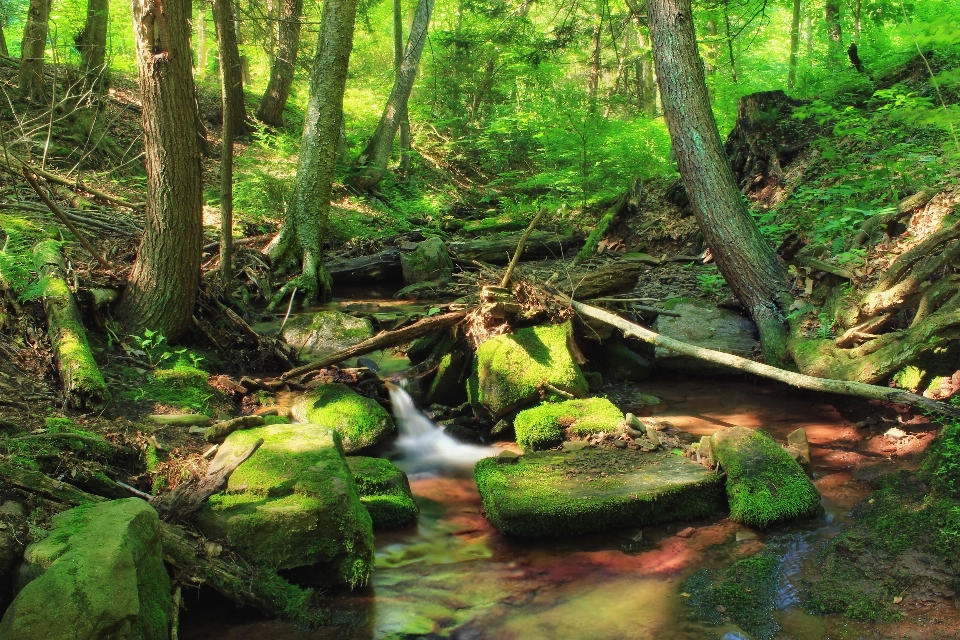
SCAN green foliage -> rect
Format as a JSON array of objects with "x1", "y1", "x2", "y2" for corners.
[
  {"x1": 513, "y1": 397, "x2": 624, "y2": 452},
  {"x1": 0, "y1": 215, "x2": 46, "y2": 299},
  {"x1": 919, "y1": 418, "x2": 960, "y2": 500},
  {"x1": 696, "y1": 267, "x2": 726, "y2": 296}
]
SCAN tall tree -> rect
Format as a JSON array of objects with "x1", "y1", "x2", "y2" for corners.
[
  {"x1": 824, "y1": 0, "x2": 843, "y2": 61},
  {"x1": 18, "y1": 0, "x2": 51, "y2": 101},
  {"x1": 212, "y1": 0, "x2": 250, "y2": 136},
  {"x1": 788, "y1": 0, "x2": 801, "y2": 89},
  {"x1": 215, "y1": 0, "x2": 235, "y2": 287},
  {"x1": 195, "y1": 4, "x2": 209, "y2": 78},
  {"x1": 647, "y1": 0, "x2": 792, "y2": 364},
  {"x1": 0, "y1": 15, "x2": 9, "y2": 57},
  {"x1": 394, "y1": 0, "x2": 412, "y2": 175},
  {"x1": 348, "y1": 0, "x2": 434, "y2": 192},
  {"x1": 256, "y1": 0, "x2": 303, "y2": 126},
  {"x1": 118, "y1": 0, "x2": 204, "y2": 339},
  {"x1": 264, "y1": 0, "x2": 358, "y2": 303},
  {"x1": 75, "y1": 0, "x2": 110, "y2": 91}
]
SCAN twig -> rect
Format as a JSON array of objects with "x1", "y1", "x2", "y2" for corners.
[
  {"x1": 501, "y1": 206, "x2": 548, "y2": 288},
  {"x1": 278, "y1": 286, "x2": 297, "y2": 332},
  {"x1": 632, "y1": 305, "x2": 682, "y2": 317},
  {"x1": 116, "y1": 480, "x2": 153, "y2": 500}
]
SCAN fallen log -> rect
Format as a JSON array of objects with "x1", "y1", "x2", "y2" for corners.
[
  {"x1": 33, "y1": 241, "x2": 108, "y2": 408},
  {"x1": 326, "y1": 247, "x2": 403, "y2": 284},
  {"x1": 563, "y1": 296, "x2": 960, "y2": 418},
  {"x1": 449, "y1": 231, "x2": 583, "y2": 265},
  {"x1": 204, "y1": 415, "x2": 265, "y2": 442},
  {"x1": 560, "y1": 261, "x2": 643, "y2": 299},
  {"x1": 281, "y1": 311, "x2": 466, "y2": 380}
]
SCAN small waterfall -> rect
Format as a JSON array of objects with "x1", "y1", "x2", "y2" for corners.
[{"x1": 386, "y1": 382, "x2": 498, "y2": 474}]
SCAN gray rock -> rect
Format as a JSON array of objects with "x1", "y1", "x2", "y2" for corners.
[
  {"x1": 400, "y1": 237, "x2": 453, "y2": 284},
  {"x1": 600, "y1": 338, "x2": 653, "y2": 382},
  {"x1": 282, "y1": 310, "x2": 374, "y2": 353},
  {"x1": 653, "y1": 299, "x2": 758, "y2": 374}
]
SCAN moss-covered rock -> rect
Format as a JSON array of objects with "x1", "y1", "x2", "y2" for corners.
[
  {"x1": 290, "y1": 383, "x2": 395, "y2": 453},
  {"x1": 347, "y1": 457, "x2": 419, "y2": 530},
  {"x1": 0, "y1": 498, "x2": 170, "y2": 640},
  {"x1": 198, "y1": 423, "x2": 375, "y2": 587},
  {"x1": 475, "y1": 448, "x2": 726, "y2": 537},
  {"x1": 282, "y1": 310, "x2": 374, "y2": 354},
  {"x1": 599, "y1": 338, "x2": 653, "y2": 382},
  {"x1": 400, "y1": 237, "x2": 454, "y2": 284},
  {"x1": 513, "y1": 397, "x2": 624, "y2": 451},
  {"x1": 653, "y1": 299, "x2": 758, "y2": 374},
  {"x1": 711, "y1": 426, "x2": 821, "y2": 529},
  {"x1": 467, "y1": 323, "x2": 589, "y2": 418},
  {"x1": 427, "y1": 347, "x2": 470, "y2": 406}
]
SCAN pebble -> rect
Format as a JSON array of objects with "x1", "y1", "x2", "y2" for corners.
[
  {"x1": 735, "y1": 529, "x2": 758, "y2": 542},
  {"x1": 676, "y1": 527, "x2": 695, "y2": 538},
  {"x1": 885, "y1": 427, "x2": 907, "y2": 439}
]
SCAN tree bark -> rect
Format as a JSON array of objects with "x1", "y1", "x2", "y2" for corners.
[
  {"x1": 824, "y1": 0, "x2": 842, "y2": 62},
  {"x1": 0, "y1": 22, "x2": 8, "y2": 57},
  {"x1": 788, "y1": 0, "x2": 801, "y2": 89},
  {"x1": 256, "y1": 0, "x2": 303, "y2": 126},
  {"x1": 264, "y1": 0, "x2": 358, "y2": 305},
  {"x1": 648, "y1": 0, "x2": 793, "y2": 366},
  {"x1": 118, "y1": 0, "x2": 204, "y2": 340},
  {"x1": 76, "y1": 0, "x2": 110, "y2": 91},
  {"x1": 348, "y1": 0, "x2": 433, "y2": 192},
  {"x1": 18, "y1": 0, "x2": 51, "y2": 101},
  {"x1": 394, "y1": 0, "x2": 412, "y2": 175},
  {"x1": 215, "y1": 0, "x2": 235, "y2": 287},
  {"x1": 213, "y1": 0, "x2": 250, "y2": 136}
]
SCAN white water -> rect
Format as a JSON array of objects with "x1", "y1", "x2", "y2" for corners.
[{"x1": 386, "y1": 382, "x2": 499, "y2": 474}]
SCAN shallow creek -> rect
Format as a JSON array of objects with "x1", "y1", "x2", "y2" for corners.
[{"x1": 180, "y1": 375, "x2": 940, "y2": 640}]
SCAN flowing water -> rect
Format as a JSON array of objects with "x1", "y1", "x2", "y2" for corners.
[{"x1": 180, "y1": 376, "x2": 943, "y2": 640}]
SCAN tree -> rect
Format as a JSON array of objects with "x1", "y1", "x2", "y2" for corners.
[
  {"x1": 787, "y1": 0, "x2": 801, "y2": 89},
  {"x1": 76, "y1": 0, "x2": 110, "y2": 91},
  {"x1": 256, "y1": 0, "x2": 303, "y2": 127},
  {"x1": 647, "y1": 0, "x2": 793, "y2": 365},
  {"x1": 215, "y1": 0, "x2": 236, "y2": 287},
  {"x1": 0, "y1": 15, "x2": 9, "y2": 57},
  {"x1": 824, "y1": 0, "x2": 842, "y2": 62},
  {"x1": 18, "y1": 0, "x2": 51, "y2": 101},
  {"x1": 264, "y1": 0, "x2": 358, "y2": 304},
  {"x1": 117, "y1": 0, "x2": 204, "y2": 340},
  {"x1": 394, "y1": 0, "x2": 412, "y2": 175},
  {"x1": 348, "y1": 0, "x2": 434, "y2": 192},
  {"x1": 212, "y1": 0, "x2": 250, "y2": 136}
]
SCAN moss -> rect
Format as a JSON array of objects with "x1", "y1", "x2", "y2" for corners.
[
  {"x1": 427, "y1": 348, "x2": 469, "y2": 406},
  {"x1": 712, "y1": 427, "x2": 821, "y2": 529},
  {"x1": 291, "y1": 383, "x2": 395, "y2": 453},
  {"x1": 513, "y1": 397, "x2": 624, "y2": 451},
  {"x1": 126, "y1": 360, "x2": 222, "y2": 415},
  {"x1": 475, "y1": 448, "x2": 726, "y2": 537},
  {"x1": 576, "y1": 208, "x2": 617, "y2": 260},
  {"x1": 918, "y1": 418, "x2": 960, "y2": 500},
  {"x1": 892, "y1": 365, "x2": 925, "y2": 393},
  {"x1": 682, "y1": 551, "x2": 781, "y2": 640},
  {"x1": 346, "y1": 457, "x2": 419, "y2": 530},
  {"x1": 262, "y1": 415, "x2": 291, "y2": 426},
  {"x1": 467, "y1": 323, "x2": 589, "y2": 418},
  {"x1": 250, "y1": 567, "x2": 326, "y2": 628}
]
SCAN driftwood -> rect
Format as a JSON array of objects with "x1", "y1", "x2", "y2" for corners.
[
  {"x1": 563, "y1": 296, "x2": 960, "y2": 417},
  {"x1": 281, "y1": 311, "x2": 466, "y2": 380},
  {"x1": 33, "y1": 241, "x2": 108, "y2": 408},
  {"x1": 326, "y1": 248, "x2": 402, "y2": 284},
  {"x1": 204, "y1": 415, "x2": 265, "y2": 442},
  {"x1": 449, "y1": 231, "x2": 583, "y2": 265}
]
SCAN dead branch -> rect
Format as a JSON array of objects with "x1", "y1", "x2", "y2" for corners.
[
  {"x1": 501, "y1": 206, "x2": 548, "y2": 288},
  {"x1": 204, "y1": 415, "x2": 265, "y2": 442}
]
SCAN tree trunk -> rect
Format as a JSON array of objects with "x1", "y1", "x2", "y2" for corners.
[
  {"x1": 348, "y1": 0, "x2": 433, "y2": 192},
  {"x1": 212, "y1": 0, "x2": 250, "y2": 136},
  {"x1": 215, "y1": 0, "x2": 235, "y2": 288},
  {"x1": 824, "y1": 0, "x2": 842, "y2": 62},
  {"x1": 196, "y1": 6, "x2": 208, "y2": 78},
  {"x1": 76, "y1": 0, "x2": 109, "y2": 91},
  {"x1": 723, "y1": 4, "x2": 738, "y2": 84},
  {"x1": 704, "y1": 19, "x2": 717, "y2": 76},
  {"x1": 788, "y1": 0, "x2": 801, "y2": 89},
  {"x1": 648, "y1": 0, "x2": 793, "y2": 365},
  {"x1": 18, "y1": 0, "x2": 51, "y2": 101},
  {"x1": 587, "y1": 4, "x2": 603, "y2": 111},
  {"x1": 805, "y1": 14, "x2": 812, "y2": 67},
  {"x1": 264, "y1": 0, "x2": 357, "y2": 305},
  {"x1": 0, "y1": 23, "x2": 8, "y2": 57},
  {"x1": 118, "y1": 0, "x2": 204, "y2": 340},
  {"x1": 394, "y1": 0, "x2": 412, "y2": 176},
  {"x1": 853, "y1": 0, "x2": 861, "y2": 39},
  {"x1": 256, "y1": 0, "x2": 303, "y2": 126}
]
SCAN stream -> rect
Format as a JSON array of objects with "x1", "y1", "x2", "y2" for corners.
[{"x1": 179, "y1": 373, "x2": 923, "y2": 639}]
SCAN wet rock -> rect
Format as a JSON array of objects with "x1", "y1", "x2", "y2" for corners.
[
  {"x1": 0, "y1": 498, "x2": 170, "y2": 640},
  {"x1": 621, "y1": 392, "x2": 668, "y2": 416},
  {"x1": 347, "y1": 457, "x2": 419, "y2": 531},
  {"x1": 197, "y1": 423, "x2": 374, "y2": 587},
  {"x1": 467, "y1": 322, "x2": 589, "y2": 418},
  {"x1": 514, "y1": 397, "x2": 624, "y2": 451},
  {"x1": 711, "y1": 426, "x2": 821, "y2": 529},
  {"x1": 291, "y1": 382, "x2": 395, "y2": 453},
  {"x1": 400, "y1": 237, "x2": 454, "y2": 284},
  {"x1": 476, "y1": 448, "x2": 725, "y2": 537},
  {"x1": 427, "y1": 346, "x2": 471, "y2": 407},
  {"x1": 599, "y1": 338, "x2": 653, "y2": 382},
  {"x1": 785, "y1": 427, "x2": 812, "y2": 476},
  {"x1": 653, "y1": 299, "x2": 759, "y2": 374},
  {"x1": 0, "y1": 502, "x2": 27, "y2": 612},
  {"x1": 584, "y1": 370, "x2": 604, "y2": 392},
  {"x1": 497, "y1": 450, "x2": 521, "y2": 464},
  {"x1": 282, "y1": 310, "x2": 374, "y2": 353}
]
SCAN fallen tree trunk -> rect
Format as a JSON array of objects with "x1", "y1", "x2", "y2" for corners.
[
  {"x1": 449, "y1": 231, "x2": 583, "y2": 265},
  {"x1": 560, "y1": 261, "x2": 643, "y2": 299},
  {"x1": 281, "y1": 311, "x2": 466, "y2": 380},
  {"x1": 325, "y1": 247, "x2": 402, "y2": 284},
  {"x1": 33, "y1": 241, "x2": 108, "y2": 408},
  {"x1": 564, "y1": 296, "x2": 960, "y2": 417}
]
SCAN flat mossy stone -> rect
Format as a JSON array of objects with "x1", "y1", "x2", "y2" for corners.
[
  {"x1": 653, "y1": 299, "x2": 758, "y2": 374},
  {"x1": 711, "y1": 426, "x2": 821, "y2": 529},
  {"x1": 199, "y1": 423, "x2": 374, "y2": 587},
  {"x1": 0, "y1": 498, "x2": 170, "y2": 640},
  {"x1": 290, "y1": 383, "x2": 395, "y2": 453},
  {"x1": 282, "y1": 310, "x2": 374, "y2": 353},
  {"x1": 513, "y1": 397, "x2": 624, "y2": 452},
  {"x1": 347, "y1": 457, "x2": 419, "y2": 530},
  {"x1": 475, "y1": 448, "x2": 726, "y2": 537},
  {"x1": 467, "y1": 322, "x2": 589, "y2": 418}
]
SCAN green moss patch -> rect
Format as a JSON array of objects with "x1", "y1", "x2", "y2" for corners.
[
  {"x1": 124, "y1": 360, "x2": 222, "y2": 415},
  {"x1": 712, "y1": 426, "x2": 821, "y2": 529},
  {"x1": 347, "y1": 457, "x2": 419, "y2": 530},
  {"x1": 475, "y1": 448, "x2": 726, "y2": 537},
  {"x1": 467, "y1": 322, "x2": 589, "y2": 418},
  {"x1": 514, "y1": 397, "x2": 624, "y2": 451},
  {"x1": 282, "y1": 310, "x2": 374, "y2": 353},
  {"x1": 290, "y1": 383, "x2": 395, "y2": 453}
]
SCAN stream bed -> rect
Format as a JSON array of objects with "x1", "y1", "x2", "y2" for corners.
[{"x1": 179, "y1": 376, "x2": 945, "y2": 639}]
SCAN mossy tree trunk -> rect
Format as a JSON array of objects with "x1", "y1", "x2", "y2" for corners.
[
  {"x1": 824, "y1": 0, "x2": 842, "y2": 62},
  {"x1": 393, "y1": 0, "x2": 412, "y2": 176},
  {"x1": 0, "y1": 22, "x2": 8, "y2": 57},
  {"x1": 648, "y1": 0, "x2": 793, "y2": 366},
  {"x1": 212, "y1": 0, "x2": 250, "y2": 136},
  {"x1": 264, "y1": 0, "x2": 358, "y2": 305},
  {"x1": 788, "y1": 0, "x2": 801, "y2": 89},
  {"x1": 18, "y1": 0, "x2": 51, "y2": 101},
  {"x1": 76, "y1": 0, "x2": 109, "y2": 91},
  {"x1": 256, "y1": 0, "x2": 303, "y2": 127},
  {"x1": 118, "y1": 0, "x2": 204, "y2": 340}
]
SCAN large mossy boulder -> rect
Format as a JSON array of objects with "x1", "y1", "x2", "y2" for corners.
[
  {"x1": 652, "y1": 299, "x2": 758, "y2": 374},
  {"x1": 290, "y1": 383, "x2": 395, "y2": 453},
  {"x1": 467, "y1": 323, "x2": 589, "y2": 418},
  {"x1": 347, "y1": 457, "x2": 419, "y2": 530},
  {"x1": 282, "y1": 310, "x2": 374, "y2": 354},
  {"x1": 197, "y1": 423, "x2": 375, "y2": 587},
  {"x1": 427, "y1": 347, "x2": 470, "y2": 406},
  {"x1": 475, "y1": 448, "x2": 726, "y2": 537},
  {"x1": 0, "y1": 498, "x2": 170, "y2": 640},
  {"x1": 710, "y1": 426, "x2": 821, "y2": 529},
  {"x1": 513, "y1": 397, "x2": 624, "y2": 451},
  {"x1": 400, "y1": 237, "x2": 453, "y2": 284}
]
